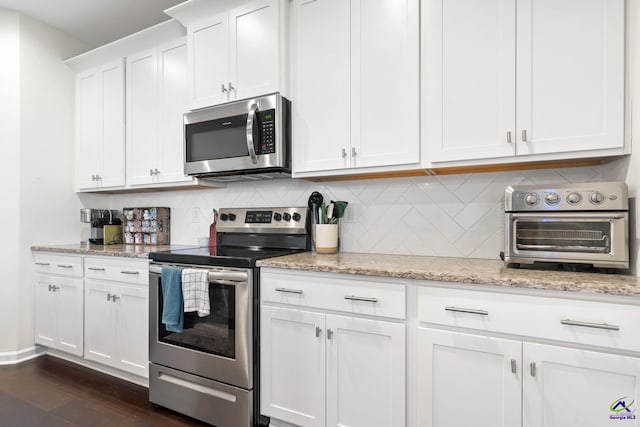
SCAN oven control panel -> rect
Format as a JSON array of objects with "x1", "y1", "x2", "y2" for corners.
[
  {"x1": 217, "y1": 207, "x2": 309, "y2": 233},
  {"x1": 504, "y1": 182, "x2": 628, "y2": 212}
]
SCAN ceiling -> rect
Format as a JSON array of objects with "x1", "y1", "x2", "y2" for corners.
[{"x1": 0, "y1": 0, "x2": 186, "y2": 48}]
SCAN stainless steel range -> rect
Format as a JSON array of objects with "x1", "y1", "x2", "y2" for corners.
[
  {"x1": 504, "y1": 181, "x2": 629, "y2": 269},
  {"x1": 148, "y1": 207, "x2": 310, "y2": 427}
]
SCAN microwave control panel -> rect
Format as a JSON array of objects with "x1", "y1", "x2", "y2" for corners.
[{"x1": 258, "y1": 109, "x2": 276, "y2": 154}]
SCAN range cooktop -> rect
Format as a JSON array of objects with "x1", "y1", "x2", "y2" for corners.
[{"x1": 149, "y1": 245, "x2": 305, "y2": 268}]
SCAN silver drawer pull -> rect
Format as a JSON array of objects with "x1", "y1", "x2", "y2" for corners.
[
  {"x1": 560, "y1": 319, "x2": 620, "y2": 331},
  {"x1": 35, "y1": 262, "x2": 50, "y2": 266},
  {"x1": 530, "y1": 362, "x2": 536, "y2": 377},
  {"x1": 344, "y1": 295, "x2": 378, "y2": 303},
  {"x1": 315, "y1": 326, "x2": 321, "y2": 338},
  {"x1": 120, "y1": 270, "x2": 140, "y2": 275},
  {"x1": 57, "y1": 264, "x2": 73, "y2": 269},
  {"x1": 511, "y1": 359, "x2": 517, "y2": 374},
  {"x1": 275, "y1": 288, "x2": 303, "y2": 295},
  {"x1": 88, "y1": 267, "x2": 106, "y2": 271},
  {"x1": 445, "y1": 306, "x2": 489, "y2": 316}
]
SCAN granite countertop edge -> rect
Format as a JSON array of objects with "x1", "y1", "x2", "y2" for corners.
[
  {"x1": 31, "y1": 244, "x2": 193, "y2": 259},
  {"x1": 257, "y1": 252, "x2": 640, "y2": 298}
]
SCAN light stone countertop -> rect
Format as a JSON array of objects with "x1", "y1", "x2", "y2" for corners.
[
  {"x1": 257, "y1": 252, "x2": 640, "y2": 297},
  {"x1": 31, "y1": 243, "x2": 198, "y2": 259}
]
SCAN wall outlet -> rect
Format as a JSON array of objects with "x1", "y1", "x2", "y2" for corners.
[{"x1": 191, "y1": 207, "x2": 200, "y2": 223}]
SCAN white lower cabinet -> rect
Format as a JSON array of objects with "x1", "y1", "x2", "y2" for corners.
[
  {"x1": 417, "y1": 328, "x2": 522, "y2": 427},
  {"x1": 34, "y1": 274, "x2": 84, "y2": 356},
  {"x1": 260, "y1": 269, "x2": 406, "y2": 427},
  {"x1": 84, "y1": 279, "x2": 148, "y2": 377}
]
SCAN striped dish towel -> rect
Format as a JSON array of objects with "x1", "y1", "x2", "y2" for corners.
[{"x1": 181, "y1": 269, "x2": 210, "y2": 317}]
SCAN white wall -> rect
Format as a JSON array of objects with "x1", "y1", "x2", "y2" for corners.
[
  {"x1": 108, "y1": 165, "x2": 603, "y2": 259},
  {"x1": 0, "y1": 11, "x2": 87, "y2": 355},
  {"x1": 0, "y1": 11, "x2": 21, "y2": 352}
]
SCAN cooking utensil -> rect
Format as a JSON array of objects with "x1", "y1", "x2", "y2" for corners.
[{"x1": 307, "y1": 191, "x2": 324, "y2": 224}]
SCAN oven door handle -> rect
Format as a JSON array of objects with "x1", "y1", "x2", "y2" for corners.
[
  {"x1": 510, "y1": 213, "x2": 626, "y2": 220},
  {"x1": 149, "y1": 265, "x2": 248, "y2": 284},
  {"x1": 246, "y1": 103, "x2": 259, "y2": 164}
]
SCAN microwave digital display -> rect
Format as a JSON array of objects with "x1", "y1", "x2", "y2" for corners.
[{"x1": 245, "y1": 211, "x2": 272, "y2": 224}]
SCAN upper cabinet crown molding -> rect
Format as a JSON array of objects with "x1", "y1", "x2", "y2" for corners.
[
  {"x1": 164, "y1": 0, "x2": 243, "y2": 26},
  {"x1": 65, "y1": 20, "x2": 186, "y2": 72}
]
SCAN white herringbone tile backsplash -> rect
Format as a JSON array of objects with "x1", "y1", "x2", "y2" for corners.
[{"x1": 105, "y1": 166, "x2": 603, "y2": 260}]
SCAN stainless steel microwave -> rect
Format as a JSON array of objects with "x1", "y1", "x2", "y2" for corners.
[{"x1": 184, "y1": 93, "x2": 291, "y2": 182}]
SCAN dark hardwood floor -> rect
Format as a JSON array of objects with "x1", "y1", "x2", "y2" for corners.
[{"x1": 0, "y1": 355, "x2": 209, "y2": 426}]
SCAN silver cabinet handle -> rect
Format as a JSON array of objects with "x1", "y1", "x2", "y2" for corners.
[
  {"x1": 88, "y1": 267, "x2": 105, "y2": 271},
  {"x1": 112, "y1": 295, "x2": 120, "y2": 302},
  {"x1": 342, "y1": 148, "x2": 347, "y2": 158},
  {"x1": 275, "y1": 287, "x2": 303, "y2": 295},
  {"x1": 522, "y1": 129, "x2": 527, "y2": 142},
  {"x1": 48, "y1": 285, "x2": 59, "y2": 292},
  {"x1": 507, "y1": 131, "x2": 512, "y2": 143},
  {"x1": 120, "y1": 270, "x2": 140, "y2": 275},
  {"x1": 560, "y1": 319, "x2": 620, "y2": 331},
  {"x1": 221, "y1": 83, "x2": 228, "y2": 93},
  {"x1": 94, "y1": 175, "x2": 102, "y2": 181},
  {"x1": 444, "y1": 306, "x2": 489, "y2": 316},
  {"x1": 327, "y1": 329, "x2": 333, "y2": 340},
  {"x1": 530, "y1": 362, "x2": 536, "y2": 377},
  {"x1": 351, "y1": 147, "x2": 357, "y2": 157},
  {"x1": 35, "y1": 262, "x2": 50, "y2": 266},
  {"x1": 228, "y1": 82, "x2": 235, "y2": 92},
  {"x1": 315, "y1": 326, "x2": 321, "y2": 337},
  {"x1": 245, "y1": 103, "x2": 259, "y2": 164},
  {"x1": 57, "y1": 264, "x2": 73, "y2": 269},
  {"x1": 344, "y1": 295, "x2": 378, "y2": 303},
  {"x1": 154, "y1": 168, "x2": 160, "y2": 175},
  {"x1": 511, "y1": 359, "x2": 517, "y2": 374},
  {"x1": 107, "y1": 293, "x2": 113, "y2": 301},
  {"x1": 149, "y1": 168, "x2": 154, "y2": 176}
]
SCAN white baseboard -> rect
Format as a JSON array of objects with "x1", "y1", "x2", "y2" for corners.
[{"x1": 0, "y1": 346, "x2": 45, "y2": 365}]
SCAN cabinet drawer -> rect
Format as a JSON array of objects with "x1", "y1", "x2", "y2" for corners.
[
  {"x1": 33, "y1": 253, "x2": 83, "y2": 277},
  {"x1": 84, "y1": 256, "x2": 149, "y2": 285},
  {"x1": 418, "y1": 285, "x2": 640, "y2": 352},
  {"x1": 262, "y1": 270, "x2": 406, "y2": 320}
]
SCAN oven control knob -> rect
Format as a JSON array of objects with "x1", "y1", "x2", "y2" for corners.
[
  {"x1": 274, "y1": 213, "x2": 282, "y2": 221},
  {"x1": 524, "y1": 193, "x2": 539, "y2": 206},
  {"x1": 590, "y1": 192, "x2": 605, "y2": 204},
  {"x1": 220, "y1": 213, "x2": 229, "y2": 221},
  {"x1": 283, "y1": 213, "x2": 292, "y2": 222},
  {"x1": 292, "y1": 212, "x2": 302, "y2": 222},
  {"x1": 545, "y1": 192, "x2": 561, "y2": 206},
  {"x1": 566, "y1": 192, "x2": 583, "y2": 205},
  {"x1": 228, "y1": 213, "x2": 237, "y2": 221}
]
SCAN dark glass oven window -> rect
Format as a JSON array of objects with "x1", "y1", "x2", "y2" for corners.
[
  {"x1": 515, "y1": 221, "x2": 611, "y2": 253},
  {"x1": 157, "y1": 280, "x2": 236, "y2": 359},
  {"x1": 186, "y1": 113, "x2": 249, "y2": 162}
]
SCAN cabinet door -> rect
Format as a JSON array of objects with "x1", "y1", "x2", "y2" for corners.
[
  {"x1": 75, "y1": 70, "x2": 102, "y2": 190},
  {"x1": 261, "y1": 306, "x2": 326, "y2": 427},
  {"x1": 516, "y1": 0, "x2": 625, "y2": 156},
  {"x1": 34, "y1": 275, "x2": 58, "y2": 348},
  {"x1": 326, "y1": 315, "x2": 405, "y2": 427},
  {"x1": 188, "y1": 13, "x2": 229, "y2": 109},
  {"x1": 424, "y1": 0, "x2": 516, "y2": 162},
  {"x1": 158, "y1": 39, "x2": 192, "y2": 184},
  {"x1": 57, "y1": 276, "x2": 84, "y2": 356},
  {"x1": 292, "y1": 0, "x2": 351, "y2": 173},
  {"x1": 229, "y1": 0, "x2": 279, "y2": 101},
  {"x1": 115, "y1": 284, "x2": 148, "y2": 377},
  {"x1": 99, "y1": 60, "x2": 126, "y2": 188},
  {"x1": 126, "y1": 49, "x2": 159, "y2": 186},
  {"x1": 417, "y1": 328, "x2": 522, "y2": 427},
  {"x1": 84, "y1": 280, "x2": 117, "y2": 366},
  {"x1": 353, "y1": 0, "x2": 419, "y2": 168},
  {"x1": 523, "y1": 342, "x2": 640, "y2": 427}
]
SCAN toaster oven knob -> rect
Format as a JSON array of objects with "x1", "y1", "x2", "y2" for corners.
[
  {"x1": 545, "y1": 192, "x2": 561, "y2": 206},
  {"x1": 524, "y1": 193, "x2": 539, "y2": 206},
  {"x1": 590, "y1": 192, "x2": 605, "y2": 204},
  {"x1": 567, "y1": 192, "x2": 583, "y2": 205}
]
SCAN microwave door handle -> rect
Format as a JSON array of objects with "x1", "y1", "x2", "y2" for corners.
[{"x1": 246, "y1": 103, "x2": 259, "y2": 164}]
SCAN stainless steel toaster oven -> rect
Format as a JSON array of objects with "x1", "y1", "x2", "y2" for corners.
[{"x1": 504, "y1": 182, "x2": 629, "y2": 269}]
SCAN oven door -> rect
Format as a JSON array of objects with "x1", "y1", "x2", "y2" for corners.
[
  {"x1": 149, "y1": 263, "x2": 253, "y2": 389},
  {"x1": 505, "y1": 212, "x2": 629, "y2": 267}
]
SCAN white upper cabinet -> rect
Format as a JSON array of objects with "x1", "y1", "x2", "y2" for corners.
[
  {"x1": 126, "y1": 38, "x2": 194, "y2": 186},
  {"x1": 75, "y1": 60, "x2": 125, "y2": 190},
  {"x1": 293, "y1": 0, "x2": 419, "y2": 174},
  {"x1": 424, "y1": 0, "x2": 626, "y2": 165},
  {"x1": 184, "y1": 0, "x2": 283, "y2": 110}
]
